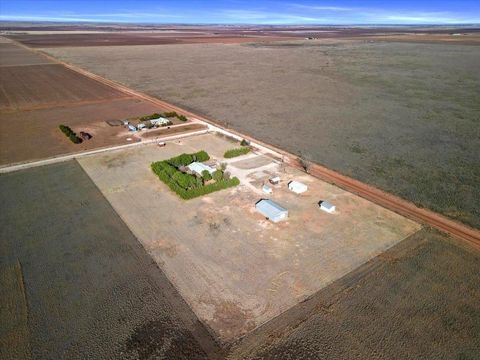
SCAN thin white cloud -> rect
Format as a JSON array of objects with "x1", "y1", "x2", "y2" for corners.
[
  {"x1": 219, "y1": 9, "x2": 322, "y2": 24},
  {"x1": 287, "y1": 3, "x2": 353, "y2": 12}
]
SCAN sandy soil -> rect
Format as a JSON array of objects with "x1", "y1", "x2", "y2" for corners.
[
  {"x1": 77, "y1": 133, "x2": 420, "y2": 343},
  {"x1": 44, "y1": 40, "x2": 480, "y2": 228}
]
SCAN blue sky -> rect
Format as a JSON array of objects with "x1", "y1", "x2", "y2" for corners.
[{"x1": 1, "y1": 1, "x2": 479, "y2": 25}]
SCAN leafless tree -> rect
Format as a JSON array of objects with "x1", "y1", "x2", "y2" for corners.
[{"x1": 298, "y1": 151, "x2": 312, "y2": 173}]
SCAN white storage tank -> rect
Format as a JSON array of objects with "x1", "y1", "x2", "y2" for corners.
[{"x1": 288, "y1": 181, "x2": 308, "y2": 194}]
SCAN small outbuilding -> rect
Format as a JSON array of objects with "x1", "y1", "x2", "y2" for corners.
[
  {"x1": 262, "y1": 184, "x2": 273, "y2": 194},
  {"x1": 269, "y1": 176, "x2": 281, "y2": 185},
  {"x1": 256, "y1": 199, "x2": 288, "y2": 223},
  {"x1": 128, "y1": 124, "x2": 137, "y2": 132},
  {"x1": 288, "y1": 181, "x2": 308, "y2": 194},
  {"x1": 319, "y1": 200, "x2": 336, "y2": 214}
]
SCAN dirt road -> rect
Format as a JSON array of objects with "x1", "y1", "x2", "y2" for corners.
[{"x1": 7, "y1": 36, "x2": 480, "y2": 248}]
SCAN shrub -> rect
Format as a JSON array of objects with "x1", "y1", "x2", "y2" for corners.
[
  {"x1": 224, "y1": 147, "x2": 250, "y2": 158},
  {"x1": 240, "y1": 139, "x2": 250, "y2": 146},
  {"x1": 167, "y1": 153, "x2": 193, "y2": 167},
  {"x1": 212, "y1": 170, "x2": 223, "y2": 181},
  {"x1": 163, "y1": 111, "x2": 178, "y2": 118},
  {"x1": 59, "y1": 125, "x2": 82, "y2": 144},
  {"x1": 178, "y1": 115, "x2": 188, "y2": 122},
  {"x1": 193, "y1": 150, "x2": 210, "y2": 162},
  {"x1": 139, "y1": 112, "x2": 162, "y2": 121},
  {"x1": 202, "y1": 170, "x2": 212, "y2": 181}
]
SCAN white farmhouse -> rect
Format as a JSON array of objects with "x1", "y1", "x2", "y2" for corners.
[{"x1": 187, "y1": 162, "x2": 216, "y2": 176}]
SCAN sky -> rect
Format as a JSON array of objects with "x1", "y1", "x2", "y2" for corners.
[{"x1": 1, "y1": 1, "x2": 479, "y2": 25}]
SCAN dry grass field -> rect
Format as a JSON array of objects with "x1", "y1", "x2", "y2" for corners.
[
  {"x1": 44, "y1": 40, "x2": 480, "y2": 228},
  {"x1": 0, "y1": 161, "x2": 212, "y2": 359},
  {"x1": 77, "y1": 133, "x2": 420, "y2": 343},
  {"x1": 0, "y1": 260, "x2": 31, "y2": 359},
  {"x1": 231, "y1": 229, "x2": 480, "y2": 360}
]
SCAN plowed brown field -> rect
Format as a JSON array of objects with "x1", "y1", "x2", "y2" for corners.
[{"x1": 0, "y1": 63, "x2": 126, "y2": 110}]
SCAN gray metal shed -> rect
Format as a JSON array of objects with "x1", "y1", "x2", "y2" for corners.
[{"x1": 255, "y1": 199, "x2": 288, "y2": 223}]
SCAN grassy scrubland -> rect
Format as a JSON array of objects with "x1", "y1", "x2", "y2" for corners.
[
  {"x1": 0, "y1": 161, "x2": 209, "y2": 359},
  {"x1": 45, "y1": 41, "x2": 480, "y2": 228},
  {"x1": 231, "y1": 229, "x2": 480, "y2": 360}
]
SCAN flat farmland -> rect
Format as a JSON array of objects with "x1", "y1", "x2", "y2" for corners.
[
  {"x1": 233, "y1": 229, "x2": 480, "y2": 359},
  {"x1": 44, "y1": 40, "x2": 480, "y2": 229},
  {"x1": 77, "y1": 133, "x2": 420, "y2": 343},
  {"x1": 0, "y1": 40, "x2": 178, "y2": 166},
  {"x1": 6, "y1": 32, "x2": 289, "y2": 47},
  {"x1": 0, "y1": 43, "x2": 53, "y2": 66},
  {"x1": 0, "y1": 97, "x2": 163, "y2": 165},
  {"x1": 0, "y1": 63, "x2": 126, "y2": 110},
  {"x1": 0, "y1": 161, "x2": 213, "y2": 359}
]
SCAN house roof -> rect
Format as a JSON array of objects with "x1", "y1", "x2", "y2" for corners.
[
  {"x1": 256, "y1": 199, "x2": 288, "y2": 219},
  {"x1": 187, "y1": 162, "x2": 215, "y2": 174},
  {"x1": 150, "y1": 117, "x2": 170, "y2": 125}
]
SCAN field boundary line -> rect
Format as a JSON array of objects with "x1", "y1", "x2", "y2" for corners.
[
  {"x1": 0, "y1": 129, "x2": 208, "y2": 174},
  {"x1": 5, "y1": 36, "x2": 480, "y2": 247}
]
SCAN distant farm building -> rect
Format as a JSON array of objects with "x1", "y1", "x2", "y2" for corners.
[
  {"x1": 188, "y1": 162, "x2": 216, "y2": 176},
  {"x1": 319, "y1": 201, "x2": 336, "y2": 213},
  {"x1": 137, "y1": 123, "x2": 146, "y2": 130},
  {"x1": 256, "y1": 199, "x2": 288, "y2": 223},
  {"x1": 150, "y1": 117, "x2": 171, "y2": 126},
  {"x1": 288, "y1": 181, "x2": 308, "y2": 194},
  {"x1": 128, "y1": 124, "x2": 137, "y2": 132},
  {"x1": 269, "y1": 176, "x2": 280, "y2": 185}
]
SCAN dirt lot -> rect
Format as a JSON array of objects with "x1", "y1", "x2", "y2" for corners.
[
  {"x1": 77, "y1": 133, "x2": 420, "y2": 343},
  {"x1": 0, "y1": 161, "x2": 214, "y2": 359},
  {"x1": 44, "y1": 40, "x2": 480, "y2": 228},
  {"x1": 231, "y1": 228, "x2": 480, "y2": 360},
  {"x1": 0, "y1": 97, "x2": 165, "y2": 165}
]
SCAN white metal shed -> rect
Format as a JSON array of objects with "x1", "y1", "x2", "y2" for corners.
[{"x1": 256, "y1": 199, "x2": 288, "y2": 223}]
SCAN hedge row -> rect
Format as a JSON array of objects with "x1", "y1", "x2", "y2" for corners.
[
  {"x1": 224, "y1": 147, "x2": 250, "y2": 158},
  {"x1": 166, "y1": 151, "x2": 210, "y2": 167},
  {"x1": 151, "y1": 151, "x2": 239, "y2": 200},
  {"x1": 139, "y1": 113, "x2": 162, "y2": 121},
  {"x1": 59, "y1": 125, "x2": 82, "y2": 144},
  {"x1": 163, "y1": 111, "x2": 188, "y2": 121},
  {"x1": 138, "y1": 111, "x2": 188, "y2": 122}
]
